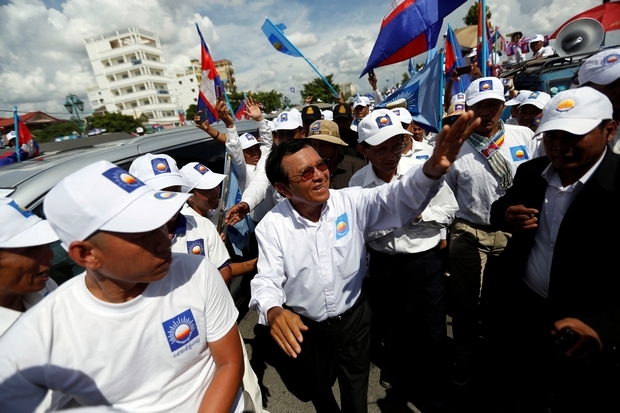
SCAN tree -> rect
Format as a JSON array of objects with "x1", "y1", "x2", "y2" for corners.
[
  {"x1": 300, "y1": 74, "x2": 339, "y2": 105},
  {"x1": 87, "y1": 112, "x2": 143, "y2": 134},
  {"x1": 186, "y1": 104, "x2": 197, "y2": 121},
  {"x1": 463, "y1": 1, "x2": 492, "y2": 26},
  {"x1": 32, "y1": 121, "x2": 82, "y2": 143},
  {"x1": 252, "y1": 90, "x2": 283, "y2": 113},
  {"x1": 281, "y1": 96, "x2": 292, "y2": 109},
  {"x1": 401, "y1": 72, "x2": 410, "y2": 85}
]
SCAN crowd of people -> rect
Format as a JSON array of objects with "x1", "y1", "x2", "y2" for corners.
[{"x1": 0, "y1": 43, "x2": 619, "y2": 413}]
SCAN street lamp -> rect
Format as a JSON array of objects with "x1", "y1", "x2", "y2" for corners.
[{"x1": 64, "y1": 93, "x2": 86, "y2": 136}]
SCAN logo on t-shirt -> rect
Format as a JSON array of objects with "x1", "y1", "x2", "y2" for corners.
[
  {"x1": 416, "y1": 155, "x2": 429, "y2": 160},
  {"x1": 187, "y1": 239, "x2": 205, "y2": 255},
  {"x1": 335, "y1": 213, "x2": 350, "y2": 240},
  {"x1": 510, "y1": 145, "x2": 529, "y2": 162},
  {"x1": 162, "y1": 309, "x2": 199, "y2": 352}
]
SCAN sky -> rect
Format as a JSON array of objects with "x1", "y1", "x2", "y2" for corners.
[{"x1": 0, "y1": 0, "x2": 607, "y2": 119}]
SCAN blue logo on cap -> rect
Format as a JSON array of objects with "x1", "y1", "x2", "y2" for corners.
[
  {"x1": 162, "y1": 309, "x2": 199, "y2": 352},
  {"x1": 102, "y1": 167, "x2": 145, "y2": 193},
  {"x1": 375, "y1": 115, "x2": 393, "y2": 129},
  {"x1": 193, "y1": 164, "x2": 210, "y2": 175},
  {"x1": 392, "y1": 109, "x2": 401, "y2": 116},
  {"x1": 335, "y1": 213, "x2": 350, "y2": 240},
  {"x1": 279, "y1": 113, "x2": 288, "y2": 122},
  {"x1": 455, "y1": 103, "x2": 465, "y2": 111},
  {"x1": 7, "y1": 200, "x2": 32, "y2": 218},
  {"x1": 187, "y1": 239, "x2": 205, "y2": 256},
  {"x1": 479, "y1": 80, "x2": 493, "y2": 92},
  {"x1": 602, "y1": 54, "x2": 620, "y2": 67},
  {"x1": 153, "y1": 191, "x2": 177, "y2": 200},
  {"x1": 242, "y1": 133, "x2": 256, "y2": 142},
  {"x1": 151, "y1": 158, "x2": 171, "y2": 175},
  {"x1": 311, "y1": 122, "x2": 321, "y2": 131}
]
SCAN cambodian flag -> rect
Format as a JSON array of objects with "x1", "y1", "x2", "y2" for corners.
[
  {"x1": 361, "y1": 0, "x2": 466, "y2": 77},
  {"x1": 195, "y1": 23, "x2": 225, "y2": 124},
  {"x1": 235, "y1": 99, "x2": 248, "y2": 121},
  {"x1": 445, "y1": 24, "x2": 471, "y2": 95}
]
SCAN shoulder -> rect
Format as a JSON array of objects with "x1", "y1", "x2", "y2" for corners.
[
  {"x1": 504, "y1": 124, "x2": 534, "y2": 139},
  {"x1": 349, "y1": 164, "x2": 372, "y2": 187}
]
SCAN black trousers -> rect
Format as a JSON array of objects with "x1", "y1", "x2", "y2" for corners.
[
  {"x1": 261, "y1": 297, "x2": 372, "y2": 413},
  {"x1": 368, "y1": 247, "x2": 447, "y2": 393}
]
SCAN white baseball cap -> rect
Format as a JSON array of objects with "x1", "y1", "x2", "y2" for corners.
[
  {"x1": 180, "y1": 162, "x2": 226, "y2": 192},
  {"x1": 267, "y1": 120, "x2": 277, "y2": 132},
  {"x1": 0, "y1": 198, "x2": 59, "y2": 248},
  {"x1": 578, "y1": 48, "x2": 620, "y2": 86},
  {"x1": 357, "y1": 109, "x2": 413, "y2": 146},
  {"x1": 353, "y1": 96, "x2": 371, "y2": 108},
  {"x1": 466, "y1": 48, "x2": 477, "y2": 58},
  {"x1": 505, "y1": 90, "x2": 533, "y2": 107},
  {"x1": 465, "y1": 77, "x2": 506, "y2": 106},
  {"x1": 129, "y1": 153, "x2": 186, "y2": 191},
  {"x1": 43, "y1": 160, "x2": 191, "y2": 249},
  {"x1": 136, "y1": 127, "x2": 144, "y2": 133},
  {"x1": 276, "y1": 109, "x2": 303, "y2": 131},
  {"x1": 6, "y1": 131, "x2": 16, "y2": 141},
  {"x1": 528, "y1": 34, "x2": 545, "y2": 44},
  {"x1": 451, "y1": 93, "x2": 466, "y2": 104},
  {"x1": 518, "y1": 91, "x2": 551, "y2": 110},
  {"x1": 321, "y1": 110, "x2": 333, "y2": 121},
  {"x1": 391, "y1": 108, "x2": 413, "y2": 125},
  {"x1": 536, "y1": 87, "x2": 613, "y2": 136},
  {"x1": 239, "y1": 133, "x2": 262, "y2": 150}
]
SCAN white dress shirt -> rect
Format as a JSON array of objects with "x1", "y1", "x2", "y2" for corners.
[
  {"x1": 533, "y1": 46, "x2": 554, "y2": 59},
  {"x1": 523, "y1": 150, "x2": 606, "y2": 298},
  {"x1": 349, "y1": 153, "x2": 457, "y2": 254},
  {"x1": 401, "y1": 140, "x2": 434, "y2": 163},
  {"x1": 445, "y1": 124, "x2": 536, "y2": 225},
  {"x1": 250, "y1": 166, "x2": 444, "y2": 324}
]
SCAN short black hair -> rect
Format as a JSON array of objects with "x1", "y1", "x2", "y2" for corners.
[
  {"x1": 266, "y1": 139, "x2": 312, "y2": 187},
  {"x1": 512, "y1": 32, "x2": 523, "y2": 39}
]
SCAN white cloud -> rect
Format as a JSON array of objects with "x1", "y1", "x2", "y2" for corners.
[{"x1": 287, "y1": 32, "x2": 319, "y2": 48}]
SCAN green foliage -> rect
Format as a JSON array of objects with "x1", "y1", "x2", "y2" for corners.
[
  {"x1": 300, "y1": 74, "x2": 339, "y2": 105},
  {"x1": 253, "y1": 90, "x2": 284, "y2": 113},
  {"x1": 401, "y1": 72, "x2": 410, "y2": 85},
  {"x1": 463, "y1": 2, "x2": 492, "y2": 26},
  {"x1": 281, "y1": 96, "x2": 292, "y2": 109},
  {"x1": 186, "y1": 104, "x2": 197, "y2": 121},
  {"x1": 87, "y1": 112, "x2": 143, "y2": 133},
  {"x1": 32, "y1": 120, "x2": 83, "y2": 143}
]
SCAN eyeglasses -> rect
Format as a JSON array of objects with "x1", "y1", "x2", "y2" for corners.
[
  {"x1": 368, "y1": 142, "x2": 406, "y2": 158},
  {"x1": 289, "y1": 159, "x2": 329, "y2": 182}
]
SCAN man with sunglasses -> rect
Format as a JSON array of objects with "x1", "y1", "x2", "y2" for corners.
[
  {"x1": 446, "y1": 77, "x2": 537, "y2": 385},
  {"x1": 349, "y1": 110, "x2": 457, "y2": 407},
  {"x1": 250, "y1": 110, "x2": 480, "y2": 413}
]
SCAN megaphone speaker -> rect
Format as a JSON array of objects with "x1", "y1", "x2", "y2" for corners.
[{"x1": 555, "y1": 17, "x2": 605, "y2": 57}]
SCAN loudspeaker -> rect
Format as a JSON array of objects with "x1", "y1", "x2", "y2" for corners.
[{"x1": 555, "y1": 17, "x2": 605, "y2": 57}]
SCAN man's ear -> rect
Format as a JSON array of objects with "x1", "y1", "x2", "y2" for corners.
[
  {"x1": 605, "y1": 120, "x2": 617, "y2": 143},
  {"x1": 68, "y1": 240, "x2": 102, "y2": 270},
  {"x1": 274, "y1": 182, "x2": 292, "y2": 199}
]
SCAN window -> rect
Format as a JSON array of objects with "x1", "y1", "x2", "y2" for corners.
[
  {"x1": 113, "y1": 91, "x2": 120, "y2": 96},
  {"x1": 91, "y1": 100, "x2": 98, "y2": 106},
  {"x1": 131, "y1": 103, "x2": 137, "y2": 108},
  {"x1": 194, "y1": 98, "x2": 197, "y2": 102},
  {"x1": 178, "y1": 81, "x2": 182, "y2": 85},
  {"x1": 143, "y1": 100, "x2": 149, "y2": 105},
  {"x1": 99, "y1": 99, "x2": 104, "y2": 104},
  {"x1": 191, "y1": 88, "x2": 195, "y2": 93},
  {"x1": 117, "y1": 58, "x2": 124, "y2": 64},
  {"x1": 139, "y1": 85, "x2": 146, "y2": 91},
  {"x1": 104, "y1": 62, "x2": 111, "y2": 67},
  {"x1": 121, "y1": 74, "x2": 128, "y2": 79},
  {"x1": 190, "y1": 78, "x2": 194, "y2": 82}
]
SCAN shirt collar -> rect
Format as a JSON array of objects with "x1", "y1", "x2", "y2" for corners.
[
  {"x1": 541, "y1": 148, "x2": 607, "y2": 189},
  {"x1": 361, "y1": 162, "x2": 404, "y2": 187}
]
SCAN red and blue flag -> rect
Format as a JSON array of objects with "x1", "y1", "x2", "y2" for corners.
[
  {"x1": 235, "y1": 98, "x2": 249, "y2": 121},
  {"x1": 361, "y1": 0, "x2": 466, "y2": 77},
  {"x1": 195, "y1": 23, "x2": 225, "y2": 124},
  {"x1": 445, "y1": 23, "x2": 471, "y2": 95}
]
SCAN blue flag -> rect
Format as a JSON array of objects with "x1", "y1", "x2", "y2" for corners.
[
  {"x1": 375, "y1": 52, "x2": 444, "y2": 133},
  {"x1": 261, "y1": 19, "x2": 303, "y2": 57},
  {"x1": 225, "y1": 157, "x2": 254, "y2": 256}
]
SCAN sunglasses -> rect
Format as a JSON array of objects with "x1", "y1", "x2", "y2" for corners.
[{"x1": 289, "y1": 159, "x2": 329, "y2": 182}]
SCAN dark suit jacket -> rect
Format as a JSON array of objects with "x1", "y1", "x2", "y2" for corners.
[{"x1": 490, "y1": 150, "x2": 620, "y2": 359}]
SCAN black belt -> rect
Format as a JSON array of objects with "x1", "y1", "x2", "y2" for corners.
[{"x1": 321, "y1": 295, "x2": 365, "y2": 325}]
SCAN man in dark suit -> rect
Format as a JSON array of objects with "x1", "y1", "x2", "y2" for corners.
[{"x1": 489, "y1": 87, "x2": 620, "y2": 412}]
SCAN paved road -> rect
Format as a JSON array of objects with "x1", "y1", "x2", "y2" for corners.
[{"x1": 238, "y1": 309, "x2": 427, "y2": 413}]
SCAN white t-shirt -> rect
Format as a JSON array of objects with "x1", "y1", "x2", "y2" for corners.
[
  {"x1": 174, "y1": 208, "x2": 231, "y2": 270},
  {"x1": 0, "y1": 254, "x2": 243, "y2": 413},
  {"x1": 0, "y1": 278, "x2": 57, "y2": 336}
]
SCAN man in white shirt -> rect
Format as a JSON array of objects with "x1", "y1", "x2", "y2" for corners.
[
  {"x1": 250, "y1": 110, "x2": 480, "y2": 413},
  {"x1": 517, "y1": 91, "x2": 551, "y2": 133},
  {"x1": 529, "y1": 35, "x2": 554, "y2": 59},
  {"x1": 505, "y1": 90, "x2": 532, "y2": 125},
  {"x1": 349, "y1": 113, "x2": 457, "y2": 406},
  {"x1": 0, "y1": 161, "x2": 247, "y2": 413},
  {"x1": 446, "y1": 77, "x2": 537, "y2": 384},
  {"x1": 577, "y1": 47, "x2": 620, "y2": 155},
  {"x1": 489, "y1": 87, "x2": 619, "y2": 412}
]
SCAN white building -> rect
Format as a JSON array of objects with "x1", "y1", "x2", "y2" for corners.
[
  {"x1": 84, "y1": 27, "x2": 179, "y2": 126},
  {"x1": 170, "y1": 59, "x2": 200, "y2": 117}
]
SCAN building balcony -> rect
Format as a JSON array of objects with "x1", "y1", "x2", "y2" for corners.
[{"x1": 157, "y1": 89, "x2": 170, "y2": 95}]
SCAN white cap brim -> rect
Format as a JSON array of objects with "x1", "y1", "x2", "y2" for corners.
[
  {"x1": 0, "y1": 220, "x2": 59, "y2": 248},
  {"x1": 276, "y1": 122, "x2": 301, "y2": 131},
  {"x1": 143, "y1": 174, "x2": 187, "y2": 191},
  {"x1": 361, "y1": 125, "x2": 413, "y2": 146},
  {"x1": 466, "y1": 94, "x2": 505, "y2": 107},
  {"x1": 519, "y1": 101, "x2": 546, "y2": 110},
  {"x1": 184, "y1": 173, "x2": 226, "y2": 191},
  {"x1": 505, "y1": 98, "x2": 521, "y2": 107},
  {"x1": 536, "y1": 118, "x2": 602, "y2": 136},
  {"x1": 100, "y1": 191, "x2": 191, "y2": 234}
]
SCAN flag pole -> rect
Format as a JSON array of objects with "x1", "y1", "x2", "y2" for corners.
[
  {"x1": 438, "y1": 52, "x2": 445, "y2": 130},
  {"x1": 217, "y1": 153, "x2": 232, "y2": 234},
  {"x1": 481, "y1": 0, "x2": 488, "y2": 77},
  {"x1": 266, "y1": 19, "x2": 340, "y2": 99},
  {"x1": 13, "y1": 106, "x2": 20, "y2": 163}
]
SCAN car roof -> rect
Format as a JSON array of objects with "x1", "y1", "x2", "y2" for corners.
[{"x1": 0, "y1": 120, "x2": 259, "y2": 209}]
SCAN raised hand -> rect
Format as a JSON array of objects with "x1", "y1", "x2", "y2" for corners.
[
  {"x1": 216, "y1": 100, "x2": 235, "y2": 128},
  {"x1": 422, "y1": 110, "x2": 481, "y2": 180},
  {"x1": 244, "y1": 96, "x2": 264, "y2": 122}
]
